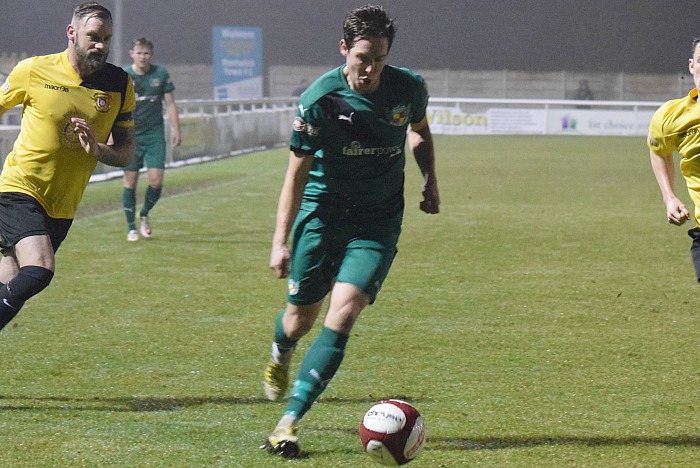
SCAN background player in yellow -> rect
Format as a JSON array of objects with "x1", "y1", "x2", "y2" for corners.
[
  {"x1": 0, "y1": 2, "x2": 135, "y2": 331},
  {"x1": 648, "y1": 33, "x2": 700, "y2": 280}
]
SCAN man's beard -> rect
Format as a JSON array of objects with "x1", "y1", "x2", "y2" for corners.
[{"x1": 76, "y1": 45, "x2": 108, "y2": 72}]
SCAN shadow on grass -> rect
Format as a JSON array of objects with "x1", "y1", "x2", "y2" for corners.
[
  {"x1": 8, "y1": 395, "x2": 692, "y2": 452},
  {"x1": 0, "y1": 394, "x2": 420, "y2": 412},
  {"x1": 0, "y1": 395, "x2": 270, "y2": 412},
  {"x1": 292, "y1": 426, "x2": 700, "y2": 454},
  {"x1": 429, "y1": 435, "x2": 700, "y2": 450}
]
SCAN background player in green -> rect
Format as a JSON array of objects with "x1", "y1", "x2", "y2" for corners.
[
  {"x1": 122, "y1": 37, "x2": 181, "y2": 241},
  {"x1": 0, "y1": 2, "x2": 135, "y2": 331},
  {"x1": 260, "y1": 4, "x2": 440, "y2": 458},
  {"x1": 648, "y1": 33, "x2": 700, "y2": 279}
]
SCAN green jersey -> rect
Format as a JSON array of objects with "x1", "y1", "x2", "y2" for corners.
[
  {"x1": 290, "y1": 65, "x2": 429, "y2": 223},
  {"x1": 124, "y1": 64, "x2": 174, "y2": 136}
]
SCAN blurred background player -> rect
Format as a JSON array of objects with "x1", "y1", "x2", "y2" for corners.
[
  {"x1": 122, "y1": 37, "x2": 181, "y2": 241},
  {"x1": 0, "y1": 2, "x2": 135, "y2": 330},
  {"x1": 648, "y1": 33, "x2": 700, "y2": 279},
  {"x1": 260, "y1": 4, "x2": 440, "y2": 458}
]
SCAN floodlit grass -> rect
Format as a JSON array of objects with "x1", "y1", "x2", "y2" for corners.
[{"x1": 1, "y1": 135, "x2": 699, "y2": 466}]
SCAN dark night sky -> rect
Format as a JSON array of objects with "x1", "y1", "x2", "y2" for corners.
[{"x1": 1, "y1": 0, "x2": 698, "y2": 75}]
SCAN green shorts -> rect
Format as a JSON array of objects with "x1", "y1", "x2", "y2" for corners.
[
  {"x1": 287, "y1": 211, "x2": 401, "y2": 305},
  {"x1": 125, "y1": 129, "x2": 166, "y2": 171}
]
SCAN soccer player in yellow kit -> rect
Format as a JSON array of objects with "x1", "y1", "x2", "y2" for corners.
[
  {"x1": 0, "y1": 2, "x2": 135, "y2": 330},
  {"x1": 648, "y1": 34, "x2": 700, "y2": 280}
]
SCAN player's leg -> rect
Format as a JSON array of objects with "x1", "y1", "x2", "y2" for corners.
[
  {"x1": 123, "y1": 144, "x2": 146, "y2": 240},
  {"x1": 264, "y1": 301, "x2": 323, "y2": 401},
  {"x1": 279, "y1": 230, "x2": 400, "y2": 419},
  {"x1": 0, "y1": 235, "x2": 55, "y2": 331},
  {"x1": 123, "y1": 170, "x2": 139, "y2": 239},
  {"x1": 283, "y1": 283, "x2": 369, "y2": 419},
  {"x1": 0, "y1": 254, "x2": 20, "y2": 327},
  {"x1": 262, "y1": 286, "x2": 366, "y2": 458},
  {"x1": 0, "y1": 253, "x2": 19, "y2": 285},
  {"x1": 262, "y1": 214, "x2": 337, "y2": 457},
  {"x1": 263, "y1": 228, "x2": 398, "y2": 458},
  {"x1": 262, "y1": 303, "x2": 320, "y2": 402},
  {"x1": 264, "y1": 212, "x2": 332, "y2": 399},
  {"x1": 0, "y1": 194, "x2": 64, "y2": 330},
  {"x1": 139, "y1": 168, "x2": 164, "y2": 237},
  {"x1": 139, "y1": 134, "x2": 167, "y2": 237},
  {"x1": 261, "y1": 299, "x2": 325, "y2": 458},
  {"x1": 688, "y1": 227, "x2": 700, "y2": 281}
]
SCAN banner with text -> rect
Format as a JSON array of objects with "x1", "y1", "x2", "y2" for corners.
[
  {"x1": 212, "y1": 26, "x2": 263, "y2": 100},
  {"x1": 427, "y1": 106, "x2": 654, "y2": 136}
]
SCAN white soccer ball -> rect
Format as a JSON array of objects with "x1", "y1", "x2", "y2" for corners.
[{"x1": 359, "y1": 399, "x2": 426, "y2": 466}]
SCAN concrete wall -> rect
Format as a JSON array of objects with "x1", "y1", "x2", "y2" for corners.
[
  {"x1": 168, "y1": 64, "x2": 690, "y2": 102},
  {"x1": 1, "y1": 51, "x2": 689, "y2": 102}
]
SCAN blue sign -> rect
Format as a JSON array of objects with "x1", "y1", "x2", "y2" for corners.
[{"x1": 212, "y1": 26, "x2": 263, "y2": 100}]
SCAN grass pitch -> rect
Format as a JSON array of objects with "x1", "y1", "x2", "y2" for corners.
[{"x1": 0, "y1": 135, "x2": 698, "y2": 466}]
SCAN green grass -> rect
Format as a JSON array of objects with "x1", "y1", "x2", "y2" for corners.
[{"x1": 1, "y1": 135, "x2": 699, "y2": 466}]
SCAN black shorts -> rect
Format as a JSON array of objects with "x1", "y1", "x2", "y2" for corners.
[{"x1": 0, "y1": 193, "x2": 73, "y2": 254}]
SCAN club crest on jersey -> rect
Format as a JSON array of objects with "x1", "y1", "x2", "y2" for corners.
[
  {"x1": 293, "y1": 116, "x2": 306, "y2": 132},
  {"x1": 288, "y1": 279, "x2": 299, "y2": 296},
  {"x1": 94, "y1": 93, "x2": 111, "y2": 113},
  {"x1": 1, "y1": 78, "x2": 10, "y2": 94},
  {"x1": 292, "y1": 116, "x2": 319, "y2": 136},
  {"x1": 60, "y1": 113, "x2": 86, "y2": 149},
  {"x1": 150, "y1": 78, "x2": 161, "y2": 87},
  {"x1": 389, "y1": 105, "x2": 409, "y2": 126}
]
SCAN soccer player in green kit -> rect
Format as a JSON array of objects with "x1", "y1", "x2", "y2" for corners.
[
  {"x1": 122, "y1": 38, "x2": 181, "y2": 241},
  {"x1": 261, "y1": 5, "x2": 440, "y2": 458},
  {"x1": 649, "y1": 33, "x2": 700, "y2": 280}
]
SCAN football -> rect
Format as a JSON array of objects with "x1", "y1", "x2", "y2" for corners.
[{"x1": 359, "y1": 399, "x2": 426, "y2": 466}]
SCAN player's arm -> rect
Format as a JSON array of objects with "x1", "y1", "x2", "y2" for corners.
[
  {"x1": 164, "y1": 92, "x2": 181, "y2": 147},
  {"x1": 270, "y1": 151, "x2": 313, "y2": 278},
  {"x1": 649, "y1": 147, "x2": 690, "y2": 225},
  {"x1": 408, "y1": 116, "x2": 440, "y2": 214},
  {"x1": 70, "y1": 117, "x2": 135, "y2": 167},
  {"x1": 0, "y1": 104, "x2": 8, "y2": 118},
  {"x1": 103, "y1": 125, "x2": 136, "y2": 167}
]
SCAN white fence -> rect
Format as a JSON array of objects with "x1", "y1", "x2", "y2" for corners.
[
  {"x1": 0, "y1": 98, "x2": 297, "y2": 181},
  {"x1": 427, "y1": 98, "x2": 662, "y2": 136},
  {"x1": 166, "y1": 97, "x2": 295, "y2": 161},
  {"x1": 0, "y1": 97, "x2": 662, "y2": 180}
]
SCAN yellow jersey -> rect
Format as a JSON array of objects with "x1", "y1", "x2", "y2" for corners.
[
  {"x1": 648, "y1": 88, "x2": 700, "y2": 224},
  {"x1": 0, "y1": 50, "x2": 135, "y2": 218}
]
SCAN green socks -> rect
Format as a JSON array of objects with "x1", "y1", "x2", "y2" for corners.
[
  {"x1": 140, "y1": 185, "x2": 162, "y2": 218},
  {"x1": 284, "y1": 326, "x2": 349, "y2": 419},
  {"x1": 122, "y1": 187, "x2": 136, "y2": 230},
  {"x1": 275, "y1": 310, "x2": 298, "y2": 351},
  {"x1": 124, "y1": 185, "x2": 162, "y2": 230}
]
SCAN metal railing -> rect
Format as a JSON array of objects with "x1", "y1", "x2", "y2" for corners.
[{"x1": 0, "y1": 97, "x2": 664, "y2": 181}]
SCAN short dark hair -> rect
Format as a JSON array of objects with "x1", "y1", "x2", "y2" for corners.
[
  {"x1": 72, "y1": 2, "x2": 112, "y2": 23},
  {"x1": 693, "y1": 34, "x2": 700, "y2": 57},
  {"x1": 131, "y1": 37, "x2": 154, "y2": 51},
  {"x1": 343, "y1": 5, "x2": 396, "y2": 51}
]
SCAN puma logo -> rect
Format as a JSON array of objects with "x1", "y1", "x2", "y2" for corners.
[{"x1": 338, "y1": 112, "x2": 354, "y2": 125}]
